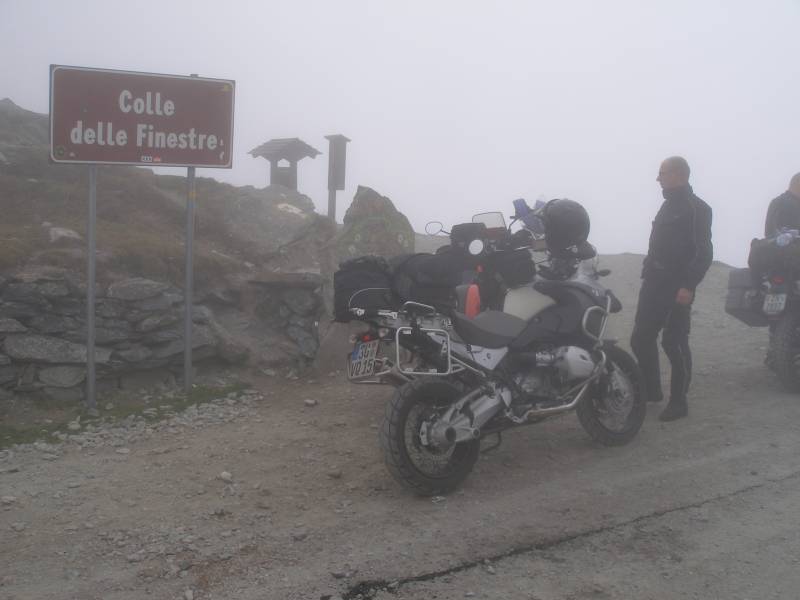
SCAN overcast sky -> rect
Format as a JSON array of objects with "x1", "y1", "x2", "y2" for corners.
[{"x1": 2, "y1": 0, "x2": 799, "y2": 266}]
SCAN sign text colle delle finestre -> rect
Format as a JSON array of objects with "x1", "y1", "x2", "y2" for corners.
[{"x1": 68, "y1": 90, "x2": 221, "y2": 151}]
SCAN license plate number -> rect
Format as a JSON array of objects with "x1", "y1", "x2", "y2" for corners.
[
  {"x1": 763, "y1": 293, "x2": 787, "y2": 315},
  {"x1": 348, "y1": 340, "x2": 380, "y2": 379}
]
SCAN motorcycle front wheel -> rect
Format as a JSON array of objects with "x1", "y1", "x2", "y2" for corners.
[
  {"x1": 576, "y1": 345, "x2": 645, "y2": 446},
  {"x1": 380, "y1": 378, "x2": 480, "y2": 496}
]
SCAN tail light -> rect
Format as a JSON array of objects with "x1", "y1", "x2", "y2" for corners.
[{"x1": 772, "y1": 275, "x2": 785, "y2": 285}]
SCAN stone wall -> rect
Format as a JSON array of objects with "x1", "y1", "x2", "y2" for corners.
[{"x1": 0, "y1": 267, "x2": 323, "y2": 402}]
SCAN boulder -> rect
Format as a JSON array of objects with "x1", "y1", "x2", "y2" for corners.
[
  {"x1": 106, "y1": 278, "x2": 170, "y2": 301},
  {"x1": 337, "y1": 186, "x2": 414, "y2": 260},
  {"x1": 0, "y1": 353, "x2": 10, "y2": 365},
  {"x1": 0, "y1": 301, "x2": 49, "y2": 319},
  {"x1": 3, "y1": 334, "x2": 111, "y2": 364},
  {"x1": 39, "y1": 366, "x2": 86, "y2": 388}
]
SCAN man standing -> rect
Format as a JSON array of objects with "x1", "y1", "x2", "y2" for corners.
[
  {"x1": 764, "y1": 172, "x2": 800, "y2": 237},
  {"x1": 631, "y1": 156, "x2": 713, "y2": 422}
]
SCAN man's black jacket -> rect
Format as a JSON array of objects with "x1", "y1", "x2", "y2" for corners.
[
  {"x1": 764, "y1": 191, "x2": 800, "y2": 237},
  {"x1": 642, "y1": 184, "x2": 713, "y2": 291}
]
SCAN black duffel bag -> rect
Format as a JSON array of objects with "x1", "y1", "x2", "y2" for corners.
[
  {"x1": 390, "y1": 252, "x2": 467, "y2": 310},
  {"x1": 333, "y1": 255, "x2": 396, "y2": 322},
  {"x1": 484, "y1": 248, "x2": 536, "y2": 287}
]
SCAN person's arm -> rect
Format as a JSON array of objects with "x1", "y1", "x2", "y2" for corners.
[{"x1": 679, "y1": 202, "x2": 713, "y2": 295}]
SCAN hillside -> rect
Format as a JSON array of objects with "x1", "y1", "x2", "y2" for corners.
[{"x1": 0, "y1": 98, "x2": 334, "y2": 289}]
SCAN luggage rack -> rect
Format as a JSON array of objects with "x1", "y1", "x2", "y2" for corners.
[{"x1": 347, "y1": 301, "x2": 467, "y2": 384}]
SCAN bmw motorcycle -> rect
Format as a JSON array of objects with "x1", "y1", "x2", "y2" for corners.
[
  {"x1": 727, "y1": 228, "x2": 800, "y2": 390},
  {"x1": 335, "y1": 200, "x2": 646, "y2": 495}
]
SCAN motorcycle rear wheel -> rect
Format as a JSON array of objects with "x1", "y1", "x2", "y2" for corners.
[
  {"x1": 576, "y1": 345, "x2": 645, "y2": 446},
  {"x1": 771, "y1": 312, "x2": 800, "y2": 392},
  {"x1": 380, "y1": 378, "x2": 480, "y2": 496}
]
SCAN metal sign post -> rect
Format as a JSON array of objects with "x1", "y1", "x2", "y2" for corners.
[
  {"x1": 184, "y1": 166, "x2": 196, "y2": 393},
  {"x1": 86, "y1": 165, "x2": 97, "y2": 410}
]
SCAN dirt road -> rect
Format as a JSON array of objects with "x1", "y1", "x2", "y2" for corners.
[{"x1": 2, "y1": 257, "x2": 798, "y2": 600}]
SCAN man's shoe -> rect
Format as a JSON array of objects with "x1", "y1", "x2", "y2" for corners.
[{"x1": 658, "y1": 400, "x2": 688, "y2": 422}]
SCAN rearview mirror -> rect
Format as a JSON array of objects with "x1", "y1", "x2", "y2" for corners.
[{"x1": 425, "y1": 221, "x2": 444, "y2": 235}]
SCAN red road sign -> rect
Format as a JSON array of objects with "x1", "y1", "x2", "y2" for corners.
[{"x1": 50, "y1": 65, "x2": 235, "y2": 168}]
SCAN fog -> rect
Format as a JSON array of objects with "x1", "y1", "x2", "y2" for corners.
[{"x1": 2, "y1": 0, "x2": 799, "y2": 266}]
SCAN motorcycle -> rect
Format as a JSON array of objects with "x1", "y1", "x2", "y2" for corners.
[
  {"x1": 726, "y1": 228, "x2": 800, "y2": 390},
  {"x1": 335, "y1": 200, "x2": 646, "y2": 495}
]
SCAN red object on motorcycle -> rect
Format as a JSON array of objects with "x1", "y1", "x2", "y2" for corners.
[
  {"x1": 772, "y1": 275, "x2": 785, "y2": 285},
  {"x1": 465, "y1": 284, "x2": 481, "y2": 318},
  {"x1": 360, "y1": 333, "x2": 374, "y2": 342}
]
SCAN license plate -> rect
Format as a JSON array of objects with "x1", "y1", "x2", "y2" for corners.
[
  {"x1": 348, "y1": 340, "x2": 380, "y2": 379},
  {"x1": 763, "y1": 293, "x2": 787, "y2": 315}
]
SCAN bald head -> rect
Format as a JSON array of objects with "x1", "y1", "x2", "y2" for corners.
[
  {"x1": 790, "y1": 172, "x2": 800, "y2": 198},
  {"x1": 657, "y1": 156, "x2": 691, "y2": 190}
]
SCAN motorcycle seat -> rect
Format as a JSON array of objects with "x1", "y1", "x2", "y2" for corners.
[{"x1": 451, "y1": 310, "x2": 528, "y2": 349}]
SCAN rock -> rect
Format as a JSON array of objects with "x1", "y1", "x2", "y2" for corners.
[
  {"x1": 135, "y1": 292, "x2": 182, "y2": 312},
  {"x1": 304, "y1": 399, "x2": 318, "y2": 407},
  {"x1": 49, "y1": 227, "x2": 83, "y2": 245},
  {"x1": 95, "y1": 298, "x2": 127, "y2": 319},
  {"x1": 282, "y1": 289, "x2": 317, "y2": 316},
  {"x1": 291, "y1": 530, "x2": 308, "y2": 542},
  {"x1": 107, "y1": 278, "x2": 170, "y2": 301},
  {"x1": 0, "y1": 366, "x2": 17, "y2": 385},
  {"x1": 287, "y1": 325, "x2": 319, "y2": 358},
  {"x1": 219, "y1": 471, "x2": 233, "y2": 483},
  {"x1": 150, "y1": 325, "x2": 215, "y2": 359},
  {"x1": 184, "y1": 590, "x2": 194, "y2": 600},
  {"x1": 338, "y1": 186, "x2": 415, "y2": 260},
  {"x1": 39, "y1": 366, "x2": 86, "y2": 388},
  {"x1": 0, "y1": 318, "x2": 27, "y2": 334},
  {"x1": 327, "y1": 469, "x2": 343, "y2": 479},
  {"x1": 116, "y1": 448, "x2": 130, "y2": 455},
  {"x1": 51, "y1": 298, "x2": 83, "y2": 316},
  {"x1": 3, "y1": 334, "x2": 111, "y2": 364},
  {"x1": 0, "y1": 301, "x2": 46, "y2": 319},
  {"x1": 116, "y1": 344, "x2": 153, "y2": 362},
  {"x1": 28, "y1": 314, "x2": 80, "y2": 334},
  {"x1": 66, "y1": 420, "x2": 82, "y2": 432},
  {"x1": 10, "y1": 522, "x2": 26, "y2": 532},
  {"x1": 0, "y1": 353, "x2": 10, "y2": 365},
  {"x1": 136, "y1": 313, "x2": 180, "y2": 333},
  {"x1": 191, "y1": 305, "x2": 213, "y2": 324},
  {"x1": 4, "y1": 282, "x2": 68, "y2": 303},
  {"x1": 1, "y1": 496, "x2": 17, "y2": 505}
]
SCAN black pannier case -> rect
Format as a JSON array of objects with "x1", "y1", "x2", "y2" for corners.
[
  {"x1": 485, "y1": 248, "x2": 536, "y2": 287},
  {"x1": 390, "y1": 252, "x2": 466, "y2": 311},
  {"x1": 725, "y1": 267, "x2": 767, "y2": 327},
  {"x1": 333, "y1": 256, "x2": 395, "y2": 322}
]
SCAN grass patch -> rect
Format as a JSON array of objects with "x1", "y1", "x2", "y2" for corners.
[{"x1": 0, "y1": 380, "x2": 251, "y2": 450}]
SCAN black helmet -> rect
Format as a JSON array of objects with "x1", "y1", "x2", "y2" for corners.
[{"x1": 541, "y1": 198, "x2": 590, "y2": 254}]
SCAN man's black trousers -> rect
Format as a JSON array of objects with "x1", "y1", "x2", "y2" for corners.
[{"x1": 630, "y1": 277, "x2": 692, "y2": 404}]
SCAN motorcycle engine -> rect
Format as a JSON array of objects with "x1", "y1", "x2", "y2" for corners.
[{"x1": 514, "y1": 346, "x2": 596, "y2": 399}]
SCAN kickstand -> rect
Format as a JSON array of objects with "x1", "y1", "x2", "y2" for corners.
[{"x1": 481, "y1": 432, "x2": 502, "y2": 454}]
